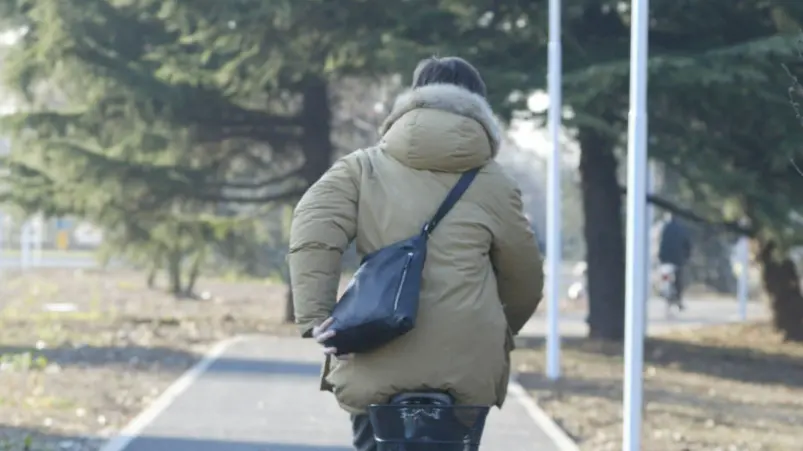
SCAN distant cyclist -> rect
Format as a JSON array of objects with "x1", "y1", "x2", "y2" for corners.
[
  {"x1": 658, "y1": 214, "x2": 693, "y2": 309},
  {"x1": 288, "y1": 56, "x2": 544, "y2": 450}
]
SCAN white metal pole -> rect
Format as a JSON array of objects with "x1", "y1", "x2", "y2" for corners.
[
  {"x1": 737, "y1": 236, "x2": 749, "y2": 321},
  {"x1": 26, "y1": 221, "x2": 32, "y2": 269},
  {"x1": 20, "y1": 221, "x2": 30, "y2": 270},
  {"x1": 643, "y1": 161, "x2": 655, "y2": 337},
  {"x1": 33, "y1": 215, "x2": 43, "y2": 266},
  {"x1": 0, "y1": 212, "x2": 4, "y2": 278},
  {"x1": 623, "y1": 0, "x2": 649, "y2": 450},
  {"x1": 545, "y1": 0, "x2": 563, "y2": 381},
  {"x1": 19, "y1": 221, "x2": 24, "y2": 269}
]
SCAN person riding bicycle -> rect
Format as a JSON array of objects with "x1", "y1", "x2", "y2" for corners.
[
  {"x1": 658, "y1": 213, "x2": 693, "y2": 309},
  {"x1": 288, "y1": 56, "x2": 544, "y2": 450}
]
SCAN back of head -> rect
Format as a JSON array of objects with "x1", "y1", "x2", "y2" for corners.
[
  {"x1": 379, "y1": 55, "x2": 499, "y2": 171},
  {"x1": 411, "y1": 56, "x2": 487, "y2": 99}
]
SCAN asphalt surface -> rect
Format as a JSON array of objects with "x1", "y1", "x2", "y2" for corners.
[
  {"x1": 20, "y1": 251, "x2": 759, "y2": 451},
  {"x1": 98, "y1": 295, "x2": 767, "y2": 451},
  {"x1": 110, "y1": 336, "x2": 563, "y2": 451}
]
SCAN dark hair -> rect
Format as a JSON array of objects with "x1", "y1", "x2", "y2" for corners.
[{"x1": 411, "y1": 56, "x2": 487, "y2": 98}]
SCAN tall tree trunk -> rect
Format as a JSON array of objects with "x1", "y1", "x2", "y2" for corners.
[
  {"x1": 284, "y1": 271, "x2": 295, "y2": 323},
  {"x1": 299, "y1": 76, "x2": 335, "y2": 185},
  {"x1": 283, "y1": 75, "x2": 335, "y2": 323},
  {"x1": 578, "y1": 127, "x2": 626, "y2": 340},
  {"x1": 758, "y1": 241, "x2": 803, "y2": 342},
  {"x1": 183, "y1": 247, "x2": 204, "y2": 297},
  {"x1": 166, "y1": 248, "x2": 183, "y2": 297},
  {"x1": 147, "y1": 248, "x2": 163, "y2": 289},
  {"x1": 147, "y1": 266, "x2": 158, "y2": 289}
]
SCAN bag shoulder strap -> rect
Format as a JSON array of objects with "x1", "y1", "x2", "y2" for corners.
[{"x1": 423, "y1": 167, "x2": 481, "y2": 237}]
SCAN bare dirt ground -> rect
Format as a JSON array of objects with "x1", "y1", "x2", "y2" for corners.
[
  {"x1": 1, "y1": 266, "x2": 780, "y2": 451},
  {"x1": 513, "y1": 322, "x2": 803, "y2": 451},
  {"x1": 0, "y1": 268, "x2": 298, "y2": 451}
]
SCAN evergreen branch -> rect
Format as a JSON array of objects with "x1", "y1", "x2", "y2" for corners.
[
  {"x1": 196, "y1": 186, "x2": 306, "y2": 204},
  {"x1": 782, "y1": 33, "x2": 803, "y2": 177},
  {"x1": 618, "y1": 185, "x2": 754, "y2": 237},
  {"x1": 781, "y1": 34, "x2": 803, "y2": 127},
  {"x1": 72, "y1": 44, "x2": 302, "y2": 147},
  {"x1": 212, "y1": 170, "x2": 302, "y2": 190},
  {"x1": 564, "y1": 34, "x2": 798, "y2": 91}
]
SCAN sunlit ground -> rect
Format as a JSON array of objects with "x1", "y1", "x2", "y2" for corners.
[
  {"x1": 0, "y1": 269, "x2": 296, "y2": 450},
  {"x1": 514, "y1": 323, "x2": 803, "y2": 451}
]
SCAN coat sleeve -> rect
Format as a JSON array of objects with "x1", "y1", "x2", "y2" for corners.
[
  {"x1": 490, "y1": 185, "x2": 545, "y2": 335},
  {"x1": 288, "y1": 156, "x2": 360, "y2": 338}
]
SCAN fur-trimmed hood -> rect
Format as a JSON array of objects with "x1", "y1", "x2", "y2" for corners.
[{"x1": 378, "y1": 84, "x2": 502, "y2": 172}]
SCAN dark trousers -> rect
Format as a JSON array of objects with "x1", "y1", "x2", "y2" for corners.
[{"x1": 351, "y1": 414, "x2": 378, "y2": 451}]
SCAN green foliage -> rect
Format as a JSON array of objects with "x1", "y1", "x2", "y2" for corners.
[
  {"x1": 378, "y1": 0, "x2": 803, "y2": 336},
  {"x1": 553, "y1": 2, "x2": 803, "y2": 250},
  {"x1": 0, "y1": 0, "x2": 800, "y2": 324},
  {"x1": 0, "y1": 0, "x2": 391, "y2": 288}
]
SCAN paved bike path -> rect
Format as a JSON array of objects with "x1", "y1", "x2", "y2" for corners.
[{"x1": 102, "y1": 335, "x2": 566, "y2": 451}]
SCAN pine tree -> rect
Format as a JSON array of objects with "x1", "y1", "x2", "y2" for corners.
[
  {"x1": 0, "y1": 0, "x2": 386, "y2": 302},
  {"x1": 375, "y1": 0, "x2": 803, "y2": 339},
  {"x1": 561, "y1": 1, "x2": 803, "y2": 340}
]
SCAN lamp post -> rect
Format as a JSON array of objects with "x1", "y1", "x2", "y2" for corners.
[
  {"x1": 545, "y1": 0, "x2": 564, "y2": 381},
  {"x1": 622, "y1": 0, "x2": 650, "y2": 449}
]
